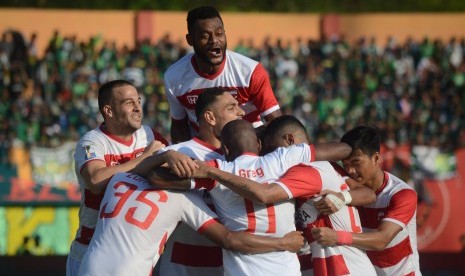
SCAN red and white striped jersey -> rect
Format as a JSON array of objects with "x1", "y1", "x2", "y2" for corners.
[
  {"x1": 195, "y1": 143, "x2": 315, "y2": 276},
  {"x1": 164, "y1": 50, "x2": 279, "y2": 134},
  {"x1": 358, "y1": 171, "x2": 421, "y2": 276},
  {"x1": 78, "y1": 173, "x2": 217, "y2": 276},
  {"x1": 276, "y1": 162, "x2": 376, "y2": 276},
  {"x1": 158, "y1": 137, "x2": 225, "y2": 276},
  {"x1": 69, "y1": 124, "x2": 166, "y2": 262}
]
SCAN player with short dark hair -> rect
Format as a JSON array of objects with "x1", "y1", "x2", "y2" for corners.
[{"x1": 165, "y1": 6, "x2": 281, "y2": 143}]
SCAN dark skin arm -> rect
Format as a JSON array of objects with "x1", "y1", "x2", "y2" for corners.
[
  {"x1": 194, "y1": 161, "x2": 290, "y2": 204},
  {"x1": 263, "y1": 109, "x2": 282, "y2": 123},
  {"x1": 170, "y1": 117, "x2": 191, "y2": 143},
  {"x1": 314, "y1": 142, "x2": 352, "y2": 162},
  {"x1": 147, "y1": 167, "x2": 192, "y2": 189},
  {"x1": 204, "y1": 222, "x2": 304, "y2": 254}
]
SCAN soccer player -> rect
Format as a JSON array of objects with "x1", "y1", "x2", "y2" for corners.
[
  {"x1": 149, "y1": 119, "x2": 354, "y2": 276},
  {"x1": 77, "y1": 172, "x2": 304, "y2": 276},
  {"x1": 311, "y1": 126, "x2": 421, "y2": 276},
  {"x1": 188, "y1": 116, "x2": 377, "y2": 276},
  {"x1": 164, "y1": 6, "x2": 281, "y2": 143},
  {"x1": 66, "y1": 80, "x2": 172, "y2": 276}
]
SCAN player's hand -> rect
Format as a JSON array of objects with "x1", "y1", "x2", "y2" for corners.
[
  {"x1": 192, "y1": 160, "x2": 211, "y2": 178},
  {"x1": 143, "y1": 140, "x2": 166, "y2": 156},
  {"x1": 282, "y1": 231, "x2": 305, "y2": 253},
  {"x1": 311, "y1": 227, "x2": 338, "y2": 246},
  {"x1": 314, "y1": 190, "x2": 344, "y2": 215},
  {"x1": 164, "y1": 150, "x2": 198, "y2": 178}
]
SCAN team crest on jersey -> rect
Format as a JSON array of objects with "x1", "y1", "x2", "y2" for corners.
[
  {"x1": 187, "y1": 95, "x2": 198, "y2": 104},
  {"x1": 83, "y1": 145, "x2": 96, "y2": 160}
]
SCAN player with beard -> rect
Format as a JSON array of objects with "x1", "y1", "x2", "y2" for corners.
[{"x1": 164, "y1": 6, "x2": 281, "y2": 143}]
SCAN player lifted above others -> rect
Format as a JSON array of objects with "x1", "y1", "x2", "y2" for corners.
[{"x1": 164, "y1": 6, "x2": 281, "y2": 143}]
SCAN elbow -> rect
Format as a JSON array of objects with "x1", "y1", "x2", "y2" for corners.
[
  {"x1": 371, "y1": 240, "x2": 390, "y2": 251},
  {"x1": 85, "y1": 181, "x2": 105, "y2": 195},
  {"x1": 254, "y1": 194, "x2": 272, "y2": 205}
]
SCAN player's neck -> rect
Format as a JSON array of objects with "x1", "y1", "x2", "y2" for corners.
[
  {"x1": 102, "y1": 123, "x2": 133, "y2": 141},
  {"x1": 195, "y1": 57, "x2": 220, "y2": 75},
  {"x1": 197, "y1": 130, "x2": 221, "y2": 149},
  {"x1": 370, "y1": 168, "x2": 385, "y2": 192}
]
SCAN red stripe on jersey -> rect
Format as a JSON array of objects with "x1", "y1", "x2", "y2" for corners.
[
  {"x1": 104, "y1": 148, "x2": 145, "y2": 166},
  {"x1": 248, "y1": 63, "x2": 278, "y2": 112},
  {"x1": 245, "y1": 199, "x2": 256, "y2": 232},
  {"x1": 158, "y1": 232, "x2": 168, "y2": 256},
  {"x1": 367, "y1": 237, "x2": 413, "y2": 268},
  {"x1": 242, "y1": 109, "x2": 261, "y2": 124},
  {"x1": 298, "y1": 253, "x2": 314, "y2": 270},
  {"x1": 99, "y1": 125, "x2": 134, "y2": 146},
  {"x1": 152, "y1": 130, "x2": 169, "y2": 146},
  {"x1": 191, "y1": 55, "x2": 226, "y2": 80},
  {"x1": 313, "y1": 255, "x2": 350, "y2": 276},
  {"x1": 309, "y1": 144, "x2": 316, "y2": 162},
  {"x1": 358, "y1": 206, "x2": 383, "y2": 229},
  {"x1": 385, "y1": 189, "x2": 417, "y2": 225},
  {"x1": 76, "y1": 225, "x2": 95, "y2": 245},
  {"x1": 404, "y1": 272, "x2": 416, "y2": 276},
  {"x1": 84, "y1": 189, "x2": 104, "y2": 210},
  {"x1": 197, "y1": 218, "x2": 218, "y2": 234},
  {"x1": 265, "y1": 203, "x2": 276, "y2": 233},
  {"x1": 171, "y1": 242, "x2": 223, "y2": 267}
]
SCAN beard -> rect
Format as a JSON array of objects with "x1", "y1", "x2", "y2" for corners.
[{"x1": 193, "y1": 41, "x2": 227, "y2": 67}]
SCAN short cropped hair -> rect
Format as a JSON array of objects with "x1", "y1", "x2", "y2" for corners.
[
  {"x1": 98, "y1": 79, "x2": 134, "y2": 116},
  {"x1": 194, "y1": 87, "x2": 229, "y2": 121},
  {"x1": 341, "y1": 126, "x2": 380, "y2": 157},
  {"x1": 263, "y1": 115, "x2": 308, "y2": 142},
  {"x1": 187, "y1": 6, "x2": 223, "y2": 34}
]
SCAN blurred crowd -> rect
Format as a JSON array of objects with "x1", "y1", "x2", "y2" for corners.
[{"x1": 1, "y1": 29, "x2": 464, "y2": 165}]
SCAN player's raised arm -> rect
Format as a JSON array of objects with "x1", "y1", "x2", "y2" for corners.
[{"x1": 313, "y1": 142, "x2": 352, "y2": 162}]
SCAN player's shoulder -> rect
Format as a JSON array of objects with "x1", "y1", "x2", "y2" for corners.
[
  {"x1": 77, "y1": 126, "x2": 105, "y2": 144},
  {"x1": 165, "y1": 53, "x2": 194, "y2": 78},
  {"x1": 386, "y1": 172, "x2": 415, "y2": 194},
  {"x1": 227, "y1": 50, "x2": 259, "y2": 67}
]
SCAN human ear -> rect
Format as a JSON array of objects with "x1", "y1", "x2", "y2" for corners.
[
  {"x1": 186, "y1": 34, "x2": 193, "y2": 46},
  {"x1": 283, "y1": 133, "x2": 295, "y2": 146},
  {"x1": 103, "y1": 105, "x2": 112, "y2": 118},
  {"x1": 204, "y1": 110, "x2": 215, "y2": 125}
]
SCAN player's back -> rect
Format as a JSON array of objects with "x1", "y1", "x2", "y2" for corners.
[
  {"x1": 211, "y1": 151, "x2": 302, "y2": 276},
  {"x1": 78, "y1": 173, "x2": 216, "y2": 276},
  {"x1": 296, "y1": 161, "x2": 376, "y2": 276}
]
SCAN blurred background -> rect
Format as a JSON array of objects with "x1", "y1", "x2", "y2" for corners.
[{"x1": 0, "y1": 1, "x2": 465, "y2": 275}]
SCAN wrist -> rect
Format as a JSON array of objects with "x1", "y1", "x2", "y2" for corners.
[
  {"x1": 340, "y1": 190, "x2": 352, "y2": 205},
  {"x1": 336, "y1": 231, "x2": 353, "y2": 245}
]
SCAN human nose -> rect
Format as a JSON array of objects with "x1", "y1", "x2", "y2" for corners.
[{"x1": 237, "y1": 107, "x2": 245, "y2": 117}]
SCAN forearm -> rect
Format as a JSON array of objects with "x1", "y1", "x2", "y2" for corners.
[
  {"x1": 351, "y1": 232, "x2": 390, "y2": 251},
  {"x1": 147, "y1": 167, "x2": 191, "y2": 189},
  {"x1": 207, "y1": 168, "x2": 270, "y2": 204},
  {"x1": 347, "y1": 187, "x2": 376, "y2": 207},
  {"x1": 314, "y1": 142, "x2": 351, "y2": 162},
  {"x1": 222, "y1": 232, "x2": 287, "y2": 254}
]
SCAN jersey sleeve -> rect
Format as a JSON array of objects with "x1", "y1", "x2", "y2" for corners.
[
  {"x1": 74, "y1": 134, "x2": 106, "y2": 172},
  {"x1": 164, "y1": 76, "x2": 187, "y2": 121},
  {"x1": 248, "y1": 63, "x2": 280, "y2": 116},
  {"x1": 275, "y1": 164, "x2": 322, "y2": 200},
  {"x1": 383, "y1": 189, "x2": 417, "y2": 227},
  {"x1": 181, "y1": 191, "x2": 219, "y2": 233},
  {"x1": 192, "y1": 160, "x2": 218, "y2": 190}
]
